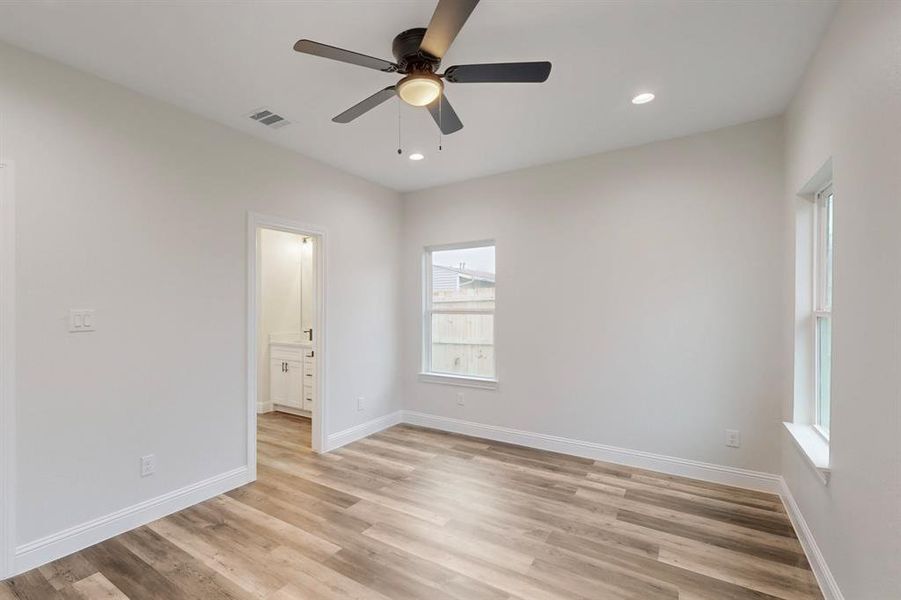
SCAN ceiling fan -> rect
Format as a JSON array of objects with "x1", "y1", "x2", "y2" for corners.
[{"x1": 293, "y1": 0, "x2": 551, "y2": 135}]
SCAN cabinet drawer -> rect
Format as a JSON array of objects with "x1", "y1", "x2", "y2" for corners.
[{"x1": 271, "y1": 346, "x2": 303, "y2": 361}]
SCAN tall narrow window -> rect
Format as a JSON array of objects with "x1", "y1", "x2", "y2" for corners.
[
  {"x1": 423, "y1": 243, "x2": 496, "y2": 381},
  {"x1": 813, "y1": 184, "x2": 833, "y2": 437}
]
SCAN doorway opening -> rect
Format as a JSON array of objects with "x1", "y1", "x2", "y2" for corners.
[{"x1": 247, "y1": 213, "x2": 326, "y2": 472}]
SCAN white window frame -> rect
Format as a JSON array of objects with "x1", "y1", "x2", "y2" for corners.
[
  {"x1": 812, "y1": 182, "x2": 833, "y2": 441},
  {"x1": 784, "y1": 164, "x2": 832, "y2": 485},
  {"x1": 420, "y1": 240, "x2": 498, "y2": 389}
]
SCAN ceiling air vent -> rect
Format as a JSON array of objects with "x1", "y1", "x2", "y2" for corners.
[{"x1": 247, "y1": 108, "x2": 290, "y2": 130}]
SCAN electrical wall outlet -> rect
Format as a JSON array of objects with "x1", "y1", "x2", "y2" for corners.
[
  {"x1": 69, "y1": 309, "x2": 96, "y2": 332},
  {"x1": 456, "y1": 392, "x2": 465, "y2": 407},
  {"x1": 140, "y1": 454, "x2": 155, "y2": 477},
  {"x1": 356, "y1": 396, "x2": 365, "y2": 412},
  {"x1": 725, "y1": 429, "x2": 741, "y2": 448}
]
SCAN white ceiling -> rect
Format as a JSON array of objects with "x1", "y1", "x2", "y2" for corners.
[{"x1": 0, "y1": 1, "x2": 835, "y2": 192}]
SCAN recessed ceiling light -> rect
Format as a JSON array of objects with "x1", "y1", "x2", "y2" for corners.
[
  {"x1": 632, "y1": 92, "x2": 655, "y2": 105},
  {"x1": 409, "y1": 153, "x2": 424, "y2": 161}
]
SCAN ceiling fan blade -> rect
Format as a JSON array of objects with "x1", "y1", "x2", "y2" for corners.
[
  {"x1": 294, "y1": 39, "x2": 397, "y2": 72},
  {"x1": 444, "y1": 61, "x2": 552, "y2": 83},
  {"x1": 332, "y1": 87, "x2": 397, "y2": 123},
  {"x1": 426, "y1": 93, "x2": 463, "y2": 134},
  {"x1": 420, "y1": 0, "x2": 480, "y2": 59}
]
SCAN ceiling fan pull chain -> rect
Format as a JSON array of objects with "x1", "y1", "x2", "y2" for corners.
[
  {"x1": 438, "y1": 94, "x2": 443, "y2": 151},
  {"x1": 397, "y1": 97, "x2": 402, "y2": 155}
]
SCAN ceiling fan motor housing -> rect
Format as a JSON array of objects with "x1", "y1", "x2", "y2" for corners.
[{"x1": 392, "y1": 28, "x2": 441, "y2": 74}]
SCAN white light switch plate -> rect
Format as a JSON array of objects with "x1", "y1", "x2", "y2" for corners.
[{"x1": 69, "y1": 309, "x2": 96, "y2": 332}]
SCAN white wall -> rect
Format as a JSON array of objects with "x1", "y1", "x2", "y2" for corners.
[
  {"x1": 402, "y1": 117, "x2": 786, "y2": 474},
  {"x1": 782, "y1": 2, "x2": 901, "y2": 597},
  {"x1": 0, "y1": 41, "x2": 403, "y2": 546},
  {"x1": 258, "y1": 228, "x2": 308, "y2": 410}
]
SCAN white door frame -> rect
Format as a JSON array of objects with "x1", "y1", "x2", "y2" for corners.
[
  {"x1": 246, "y1": 212, "x2": 328, "y2": 469},
  {"x1": 0, "y1": 161, "x2": 16, "y2": 579}
]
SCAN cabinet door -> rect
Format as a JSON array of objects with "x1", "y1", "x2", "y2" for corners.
[
  {"x1": 270, "y1": 358, "x2": 287, "y2": 405},
  {"x1": 283, "y1": 360, "x2": 303, "y2": 409}
]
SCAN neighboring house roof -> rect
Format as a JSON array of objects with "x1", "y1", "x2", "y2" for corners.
[{"x1": 433, "y1": 264, "x2": 495, "y2": 284}]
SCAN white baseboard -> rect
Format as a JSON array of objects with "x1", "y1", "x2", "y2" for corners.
[
  {"x1": 779, "y1": 478, "x2": 844, "y2": 600},
  {"x1": 13, "y1": 466, "x2": 250, "y2": 575},
  {"x1": 272, "y1": 405, "x2": 311, "y2": 419},
  {"x1": 326, "y1": 410, "x2": 403, "y2": 451},
  {"x1": 257, "y1": 402, "x2": 273, "y2": 413},
  {"x1": 400, "y1": 411, "x2": 782, "y2": 493}
]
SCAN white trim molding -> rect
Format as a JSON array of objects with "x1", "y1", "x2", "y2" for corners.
[
  {"x1": 401, "y1": 411, "x2": 782, "y2": 493},
  {"x1": 326, "y1": 411, "x2": 403, "y2": 452},
  {"x1": 783, "y1": 422, "x2": 831, "y2": 484},
  {"x1": 779, "y1": 478, "x2": 844, "y2": 600},
  {"x1": 0, "y1": 161, "x2": 16, "y2": 579},
  {"x1": 418, "y1": 372, "x2": 498, "y2": 390},
  {"x1": 13, "y1": 467, "x2": 250, "y2": 576}
]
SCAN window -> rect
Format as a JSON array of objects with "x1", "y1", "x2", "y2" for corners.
[
  {"x1": 422, "y1": 242, "x2": 496, "y2": 384},
  {"x1": 786, "y1": 167, "x2": 832, "y2": 483},
  {"x1": 813, "y1": 184, "x2": 833, "y2": 438}
]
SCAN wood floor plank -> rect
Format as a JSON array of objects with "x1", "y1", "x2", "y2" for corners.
[
  {"x1": 79, "y1": 538, "x2": 188, "y2": 600},
  {"x1": 4, "y1": 569, "x2": 69, "y2": 600},
  {"x1": 656, "y1": 544, "x2": 821, "y2": 600},
  {"x1": 361, "y1": 522, "x2": 582, "y2": 600},
  {"x1": 37, "y1": 554, "x2": 98, "y2": 591},
  {"x1": 70, "y1": 573, "x2": 130, "y2": 600},
  {"x1": 266, "y1": 545, "x2": 395, "y2": 600},
  {"x1": 616, "y1": 509, "x2": 810, "y2": 568},
  {"x1": 0, "y1": 584, "x2": 17, "y2": 600},
  {"x1": 1, "y1": 413, "x2": 822, "y2": 600},
  {"x1": 115, "y1": 526, "x2": 247, "y2": 600},
  {"x1": 147, "y1": 513, "x2": 286, "y2": 597}
]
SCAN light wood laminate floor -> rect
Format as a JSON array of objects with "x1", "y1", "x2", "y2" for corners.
[{"x1": 2, "y1": 412, "x2": 822, "y2": 599}]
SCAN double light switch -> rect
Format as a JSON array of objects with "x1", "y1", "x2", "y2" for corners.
[{"x1": 69, "y1": 309, "x2": 96, "y2": 332}]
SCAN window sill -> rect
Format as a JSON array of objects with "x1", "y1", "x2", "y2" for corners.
[
  {"x1": 783, "y1": 422, "x2": 831, "y2": 485},
  {"x1": 418, "y1": 372, "x2": 498, "y2": 390}
]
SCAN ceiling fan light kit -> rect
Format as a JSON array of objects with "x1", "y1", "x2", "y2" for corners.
[
  {"x1": 292, "y1": 0, "x2": 551, "y2": 139},
  {"x1": 397, "y1": 73, "x2": 443, "y2": 107}
]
